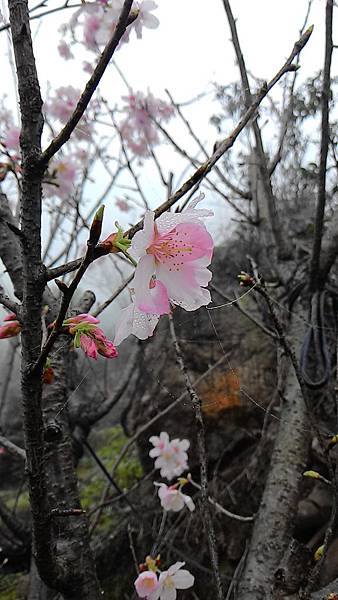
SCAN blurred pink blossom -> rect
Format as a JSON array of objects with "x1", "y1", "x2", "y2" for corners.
[
  {"x1": 83, "y1": 61, "x2": 95, "y2": 74},
  {"x1": 65, "y1": 0, "x2": 158, "y2": 53},
  {"x1": 119, "y1": 91, "x2": 174, "y2": 157},
  {"x1": 149, "y1": 432, "x2": 189, "y2": 480},
  {"x1": 134, "y1": 571, "x2": 159, "y2": 598},
  {"x1": 47, "y1": 86, "x2": 81, "y2": 123},
  {"x1": 57, "y1": 40, "x2": 74, "y2": 60},
  {"x1": 43, "y1": 158, "x2": 78, "y2": 200},
  {"x1": 133, "y1": 1, "x2": 159, "y2": 39},
  {"x1": 115, "y1": 198, "x2": 131, "y2": 212},
  {"x1": 83, "y1": 12, "x2": 102, "y2": 48},
  {"x1": 155, "y1": 482, "x2": 195, "y2": 513},
  {"x1": 3, "y1": 126, "x2": 20, "y2": 151},
  {"x1": 46, "y1": 87, "x2": 93, "y2": 139}
]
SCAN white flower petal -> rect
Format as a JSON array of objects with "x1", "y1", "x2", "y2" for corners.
[
  {"x1": 183, "y1": 494, "x2": 195, "y2": 512},
  {"x1": 166, "y1": 562, "x2": 185, "y2": 577},
  {"x1": 172, "y1": 570, "x2": 195, "y2": 589},
  {"x1": 113, "y1": 304, "x2": 134, "y2": 346},
  {"x1": 132, "y1": 210, "x2": 155, "y2": 257}
]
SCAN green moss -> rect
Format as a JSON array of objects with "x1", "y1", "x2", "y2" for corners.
[
  {"x1": 78, "y1": 425, "x2": 143, "y2": 530},
  {"x1": 0, "y1": 489, "x2": 30, "y2": 514},
  {"x1": 0, "y1": 573, "x2": 21, "y2": 600}
]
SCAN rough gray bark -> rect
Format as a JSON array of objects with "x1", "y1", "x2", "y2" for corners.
[
  {"x1": 7, "y1": 0, "x2": 102, "y2": 595},
  {"x1": 8, "y1": 0, "x2": 57, "y2": 586},
  {"x1": 41, "y1": 336, "x2": 101, "y2": 600},
  {"x1": 237, "y1": 314, "x2": 310, "y2": 599}
]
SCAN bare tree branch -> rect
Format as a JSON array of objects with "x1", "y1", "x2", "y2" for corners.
[
  {"x1": 168, "y1": 313, "x2": 224, "y2": 600},
  {"x1": 221, "y1": 0, "x2": 313, "y2": 261},
  {"x1": 309, "y1": 0, "x2": 334, "y2": 290},
  {"x1": 38, "y1": 0, "x2": 135, "y2": 166},
  {"x1": 0, "y1": 435, "x2": 26, "y2": 460}
]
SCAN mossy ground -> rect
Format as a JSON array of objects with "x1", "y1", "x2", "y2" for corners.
[
  {"x1": 79, "y1": 425, "x2": 143, "y2": 515},
  {"x1": 0, "y1": 574, "x2": 21, "y2": 600}
]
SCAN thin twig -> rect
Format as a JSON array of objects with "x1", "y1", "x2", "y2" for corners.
[
  {"x1": 92, "y1": 275, "x2": 134, "y2": 318},
  {"x1": 189, "y1": 478, "x2": 254, "y2": 523},
  {"x1": 0, "y1": 287, "x2": 21, "y2": 315},
  {"x1": 309, "y1": 0, "x2": 333, "y2": 290},
  {"x1": 0, "y1": 435, "x2": 26, "y2": 460},
  {"x1": 210, "y1": 282, "x2": 277, "y2": 339},
  {"x1": 168, "y1": 313, "x2": 224, "y2": 600}
]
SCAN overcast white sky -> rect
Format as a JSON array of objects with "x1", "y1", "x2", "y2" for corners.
[
  {"x1": 29, "y1": 0, "x2": 337, "y2": 97},
  {"x1": 0, "y1": 0, "x2": 337, "y2": 313},
  {"x1": 1, "y1": 1, "x2": 336, "y2": 106}
]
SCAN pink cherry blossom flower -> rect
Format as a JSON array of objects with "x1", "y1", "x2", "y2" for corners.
[
  {"x1": 94, "y1": 6, "x2": 119, "y2": 46},
  {"x1": 132, "y1": 193, "x2": 213, "y2": 314},
  {"x1": 0, "y1": 313, "x2": 21, "y2": 339},
  {"x1": 147, "y1": 562, "x2": 194, "y2": 600},
  {"x1": 149, "y1": 431, "x2": 171, "y2": 455},
  {"x1": 134, "y1": 571, "x2": 159, "y2": 598},
  {"x1": 149, "y1": 433, "x2": 189, "y2": 480},
  {"x1": 63, "y1": 314, "x2": 118, "y2": 360},
  {"x1": 155, "y1": 482, "x2": 195, "y2": 513}
]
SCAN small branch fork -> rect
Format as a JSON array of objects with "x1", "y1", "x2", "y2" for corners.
[
  {"x1": 32, "y1": 247, "x2": 93, "y2": 373},
  {"x1": 221, "y1": 0, "x2": 313, "y2": 261},
  {"x1": 168, "y1": 313, "x2": 224, "y2": 600}
]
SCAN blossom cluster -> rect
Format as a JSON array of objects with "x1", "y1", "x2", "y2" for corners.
[
  {"x1": 135, "y1": 561, "x2": 194, "y2": 600},
  {"x1": 134, "y1": 434, "x2": 195, "y2": 597},
  {"x1": 0, "y1": 312, "x2": 117, "y2": 363},
  {"x1": 149, "y1": 432, "x2": 189, "y2": 480},
  {"x1": 59, "y1": 0, "x2": 159, "y2": 64},
  {"x1": 45, "y1": 85, "x2": 95, "y2": 141},
  {"x1": 119, "y1": 91, "x2": 175, "y2": 157},
  {"x1": 149, "y1": 432, "x2": 195, "y2": 513},
  {"x1": 62, "y1": 314, "x2": 118, "y2": 360},
  {"x1": 114, "y1": 194, "x2": 214, "y2": 345}
]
